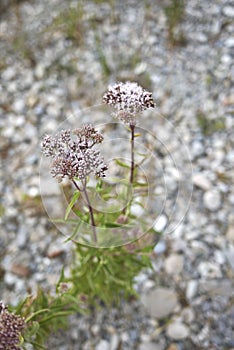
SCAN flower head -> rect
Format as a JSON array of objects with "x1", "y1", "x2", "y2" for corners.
[
  {"x1": 41, "y1": 124, "x2": 108, "y2": 183},
  {"x1": 103, "y1": 81, "x2": 155, "y2": 125},
  {"x1": 0, "y1": 301, "x2": 25, "y2": 350}
]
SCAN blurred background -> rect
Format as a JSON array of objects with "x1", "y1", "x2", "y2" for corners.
[{"x1": 0, "y1": 0, "x2": 233, "y2": 349}]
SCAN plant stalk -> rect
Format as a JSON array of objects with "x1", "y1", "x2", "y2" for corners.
[
  {"x1": 130, "y1": 123, "x2": 135, "y2": 184},
  {"x1": 72, "y1": 179, "x2": 97, "y2": 245}
]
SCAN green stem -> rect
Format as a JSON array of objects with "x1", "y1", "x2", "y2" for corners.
[{"x1": 82, "y1": 182, "x2": 98, "y2": 245}]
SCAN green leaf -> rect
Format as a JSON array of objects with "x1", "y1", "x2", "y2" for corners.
[
  {"x1": 63, "y1": 221, "x2": 81, "y2": 243},
  {"x1": 65, "y1": 190, "x2": 80, "y2": 220},
  {"x1": 25, "y1": 309, "x2": 50, "y2": 323},
  {"x1": 115, "y1": 159, "x2": 130, "y2": 168}
]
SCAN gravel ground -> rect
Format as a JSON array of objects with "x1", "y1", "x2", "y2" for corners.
[{"x1": 0, "y1": 0, "x2": 234, "y2": 349}]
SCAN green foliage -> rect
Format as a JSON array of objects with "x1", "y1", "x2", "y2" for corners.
[
  {"x1": 51, "y1": 4, "x2": 84, "y2": 43},
  {"x1": 13, "y1": 288, "x2": 83, "y2": 349},
  {"x1": 163, "y1": 0, "x2": 186, "y2": 46},
  {"x1": 60, "y1": 242, "x2": 155, "y2": 306},
  {"x1": 197, "y1": 112, "x2": 226, "y2": 135}
]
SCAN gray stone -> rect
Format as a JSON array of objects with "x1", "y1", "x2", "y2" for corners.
[
  {"x1": 139, "y1": 342, "x2": 163, "y2": 350},
  {"x1": 186, "y1": 280, "x2": 198, "y2": 300},
  {"x1": 203, "y1": 189, "x2": 222, "y2": 211},
  {"x1": 197, "y1": 261, "x2": 222, "y2": 279},
  {"x1": 225, "y1": 248, "x2": 234, "y2": 271},
  {"x1": 141, "y1": 287, "x2": 178, "y2": 319},
  {"x1": 165, "y1": 254, "x2": 184, "y2": 274},
  {"x1": 166, "y1": 322, "x2": 189, "y2": 340},
  {"x1": 110, "y1": 333, "x2": 120, "y2": 350}
]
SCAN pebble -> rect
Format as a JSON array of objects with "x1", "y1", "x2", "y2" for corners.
[
  {"x1": 197, "y1": 261, "x2": 222, "y2": 279},
  {"x1": 153, "y1": 240, "x2": 167, "y2": 254},
  {"x1": 225, "y1": 248, "x2": 234, "y2": 271},
  {"x1": 153, "y1": 215, "x2": 168, "y2": 232},
  {"x1": 95, "y1": 339, "x2": 109, "y2": 350},
  {"x1": 222, "y1": 5, "x2": 234, "y2": 17},
  {"x1": 141, "y1": 288, "x2": 178, "y2": 319},
  {"x1": 165, "y1": 254, "x2": 184, "y2": 275},
  {"x1": 226, "y1": 225, "x2": 234, "y2": 242},
  {"x1": 186, "y1": 280, "x2": 198, "y2": 300},
  {"x1": 203, "y1": 189, "x2": 222, "y2": 211},
  {"x1": 192, "y1": 173, "x2": 211, "y2": 191},
  {"x1": 0, "y1": 1, "x2": 233, "y2": 349},
  {"x1": 110, "y1": 333, "x2": 120, "y2": 350},
  {"x1": 191, "y1": 140, "x2": 205, "y2": 158},
  {"x1": 139, "y1": 342, "x2": 163, "y2": 350},
  {"x1": 166, "y1": 321, "x2": 189, "y2": 340}
]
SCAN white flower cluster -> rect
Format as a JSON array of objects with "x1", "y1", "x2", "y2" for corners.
[
  {"x1": 41, "y1": 125, "x2": 108, "y2": 183},
  {"x1": 103, "y1": 81, "x2": 155, "y2": 124}
]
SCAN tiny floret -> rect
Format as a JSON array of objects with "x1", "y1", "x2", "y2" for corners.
[
  {"x1": 103, "y1": 81, "x2": 155, "y2": 124},
  {"x1": 41, "y1": 125, "x2": 108, "y2": 183}
]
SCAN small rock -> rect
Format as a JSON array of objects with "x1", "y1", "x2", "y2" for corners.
[
  {"x1": 153, "y1": 215, "x2": 168, "y2": 232},
  {"x1": 12, "y1": 99, "x2": 25, "y2": 114},
  {"x1": 141, "y1": 287, "x2": 178, "y2": 319},
  {"x1": 10, "y1": 264, "x2": 31, "y2": 277},
  {"x1": 35, "y1": 63, "x2": 45, "y2": 79},
  {"x1": 134, "y1": 62, "x2": 147, "y2": 75},
  {"x1": 2, "y1": 67, "x2": 16, "y2": 81},
  {"x1": 197, "y1": 261, "x2": 222, "y2": 279},
  {"x1": 166, "y1": 321, "x2": 189, "y2": 340},
  {"x1": 192, "y1": 173, "x2": 211, "y2": 191},
  {"x1": 4, "y1": 272, "x2": 16, "y2": 287},
  {"x1": 166, "y1": 344, "x2": 180, "y2": 350},
  {"x1": 226, "y1": 225, "x2": 234, "y2": 242},
  {"x1": 191, "y1": 140, "x2": 204, "y2": 158},
  {"x1": 199, "y1": 279, "x2": 233, "y2": 296},
  {"x1": 110, "y1": 333, "x2": 120, "y2": 350},
  {"x1": 153, "y1": 240, "x2": 167, "y2": 254},
  {"x1": 203, "y1": 189, "x2": 221, "y2": 211},
  {"x1": 225, "y1": 247, "x2": 234, "y2": 271},
  {"x1": 181, "y1": 307, "x2": 195, "y2": 323},
  {"x1": 165, "y1": 254, "x2": 184, "y2": 274},
  {"x1": 186, "y1": 280, "x2": 198, "y2": 300},
  {"x1": 223, "y1": 6, "x2": 234, "y2": 17},
  {"x1": 225, "y1": 38, "x2": 234, "y2": 48},
  {"x1": 90, "y1": 324, "x2": 100, "y2": 336},
  {"x1": 139, "y1": 342, "x2": 163, "y2": 350},
  {"x1": 16, "y1": 226, "x2": 28, "y2": 248}
]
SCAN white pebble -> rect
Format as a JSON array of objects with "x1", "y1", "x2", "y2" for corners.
[
  {"x1": 192, "y1": 173, "x2": 211, "y2": 191},
  {"x1": 153, "y1": 215, "x2": 167, "y2": 232},
  {"x1": 203, "y1": 189, "x2": 221, "y2": 211},
  {"x1": 165, "y1": 254, "x2": 184, "y2": 274},
  {"x1": 166, "y1": 321, "x2": 189, "y2": 340}
]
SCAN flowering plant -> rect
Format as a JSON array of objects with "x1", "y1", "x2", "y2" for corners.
[{"x1": 3, "y1": 82, "x2": 159, "y2": 349}]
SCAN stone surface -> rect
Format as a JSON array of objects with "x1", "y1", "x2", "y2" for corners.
[
  {"x1": 0, "y1": 1, "x2": 233, "y2": 349},
  {"x1": 166, "y1": 322, "x2": 189, "y2": 340},
  {"x1": 141, "y1": 288, "x2": 178, "y2": 319}
]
